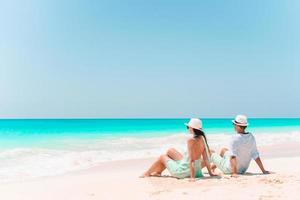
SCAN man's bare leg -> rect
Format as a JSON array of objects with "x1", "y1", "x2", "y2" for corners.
[{"x1": 220, "y1": 148, "x2": 229, "y2": 157}]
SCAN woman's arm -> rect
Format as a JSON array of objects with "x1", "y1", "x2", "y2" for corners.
[
  {"x1": 201, "y1": 146, "x2": 214, "y2": 176},
  {"x1": 189, "y1": 160, "x2": 195, "y2": 181},
  {"x1": 188, "y1": 140, "x2": 196, "y2": 181}
]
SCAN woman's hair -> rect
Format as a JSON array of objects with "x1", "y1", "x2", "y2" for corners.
[{"x1": 193, "y1": 128, "x2": 209, "y2": 150}]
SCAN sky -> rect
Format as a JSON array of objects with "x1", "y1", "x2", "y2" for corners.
[{"x1": 0, "y1": 0, "x2": 299, "y2": 118}]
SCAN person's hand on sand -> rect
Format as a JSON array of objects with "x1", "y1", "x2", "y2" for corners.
[
  {"x1": 231, "y1": 173, "x2": 238, "y2": 178},
  {"x1": 263, "y1": 170, "x2": 270, "y2": 174},
  {"x1": 209, "y1": 172, "x2": 218, "y2": 177},
  {"x1": 189, "y1": 178, "x2": 196, "y2": 182}
]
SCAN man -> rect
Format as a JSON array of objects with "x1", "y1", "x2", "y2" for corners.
[{"x1": 211, "y1": 115, "x2": 269, "y2": 177}]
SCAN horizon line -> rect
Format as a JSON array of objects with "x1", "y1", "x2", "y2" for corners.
[{"x1": 0, "y1": 117, "x2": 300, "y2": 120}]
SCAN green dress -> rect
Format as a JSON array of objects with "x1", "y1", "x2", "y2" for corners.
[{"x1": 166, "y1": 137, "x2": 210, "y2": 179}]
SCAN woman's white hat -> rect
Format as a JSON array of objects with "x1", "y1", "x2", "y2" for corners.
[
  {"x1": 185, "y1": 118, "x2": 202, "y2": 130},
  {"x1": 232, "y1": 115, "x2": 249, "y2": 126}
]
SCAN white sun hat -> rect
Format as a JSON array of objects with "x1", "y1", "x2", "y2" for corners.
[
  {"x1": 184, "y1": 118, "x2": 203, "y2": 130},
  {"x1": 232, "y1": 115, "x2": 249, "y2": 126}
]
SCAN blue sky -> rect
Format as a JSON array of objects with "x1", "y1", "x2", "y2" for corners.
[{"x1": 0, "y1": 0, "x2": 299, "y2": 118}]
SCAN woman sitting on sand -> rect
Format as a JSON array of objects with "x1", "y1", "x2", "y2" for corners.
[{"x1": 141, "y1": 118, "x2": 215, "y2": 181}]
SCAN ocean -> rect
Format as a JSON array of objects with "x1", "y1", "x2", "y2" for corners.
[{"x1": 0, "y1": 118, "x2": 299, "y2": 182}]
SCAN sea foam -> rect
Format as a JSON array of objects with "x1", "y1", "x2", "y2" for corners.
[{"x1": 0, "y1": 130, "x2": 299, "y2": 183}]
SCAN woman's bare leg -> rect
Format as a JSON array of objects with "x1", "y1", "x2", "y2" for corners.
[
  {"x1": 166, "y1": 148, "x2": 183, "y2": 161},
  {"x1": 140, "y1": 155, "x2": 170, "y2": 177}
]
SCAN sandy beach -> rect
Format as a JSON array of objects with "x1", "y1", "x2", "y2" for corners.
[
  {"x1": 1, "y1": 0, "x2": 299, "y2": 199},
  {"x1": 0, "y1": 142, "x2": 299, "y2": 200}
]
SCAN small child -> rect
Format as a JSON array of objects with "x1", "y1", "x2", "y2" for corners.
[{"x1": 211, "y1": 115, "x2": 269, "y2": 177}]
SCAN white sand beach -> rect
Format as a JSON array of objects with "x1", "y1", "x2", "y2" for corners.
[
  {"x1": 0, "y1": 142, "x2": 299, "y2": 200},
  {"x1": 1, "y1": 0, "x2": 299, "y2": 199}
]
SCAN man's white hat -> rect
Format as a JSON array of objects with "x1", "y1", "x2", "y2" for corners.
[
  {"x1": 185, "y1": 118, "x2": 203, "y2": 130},
  {"x1": 232, "y1": 115, "x2": 249, "y2": 127}
]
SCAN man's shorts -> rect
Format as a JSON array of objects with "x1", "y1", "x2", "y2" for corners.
[{"x1": 210, "y1": 151, "x2": 232, "y2": 174}]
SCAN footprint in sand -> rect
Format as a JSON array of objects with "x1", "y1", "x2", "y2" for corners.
[
  {"x1": 87, "y1": 193, "x2": 95, "y2": 197},
  {"x1": 149, "y1": 189, "x2": 170, "y2": 196},
  {"x1": 259, "y1": 195, "x2": 276, "y2": 200},
  {"x1": 259, "y1": 177, "x2": 284, "y2": 185},
  {"x1": 182, "y1": 191, "x2": 188, "y2": 195}
]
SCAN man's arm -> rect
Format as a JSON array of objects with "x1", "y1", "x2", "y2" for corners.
[
  {"x1": 255, "y1": 157, "x2": 269, "y2": 174},
  {"x1": 229, "y1": 137, "x2": 238, "y2": 177},
  {"x1": 230, "y1": 156, "x2": 238, "y2": 177}
]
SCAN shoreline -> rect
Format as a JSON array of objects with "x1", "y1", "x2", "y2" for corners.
[
  {"x1": 1, "y1": 141, "x2": 300, "y2": 185},
  {"x1": 0, "y1": 157, "x2": 299, "y2": 200},
  {"x1": 0, "y1": 142, "x2": 299, "y2": 199}
]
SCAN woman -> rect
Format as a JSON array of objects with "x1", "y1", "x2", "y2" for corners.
[{"x1": 141, "y1": 118, "x2": 215, "y2": 181}]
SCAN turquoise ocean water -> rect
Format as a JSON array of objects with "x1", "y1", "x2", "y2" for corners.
[{"x1": 0, "y1": 118, "x2": 299, "y2": 182}]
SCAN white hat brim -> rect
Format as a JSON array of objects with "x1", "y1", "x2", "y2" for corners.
[
  {"x1": 184, "y1": 123, "x2": 202, "y2": 130},
  {"x1": 232, "y1": 120, "x2": 249, "y2": 127}
]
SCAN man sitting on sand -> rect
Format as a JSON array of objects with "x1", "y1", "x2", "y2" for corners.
[{"x1": 210, "y1": 115, "x2": 270, "y2": 177}]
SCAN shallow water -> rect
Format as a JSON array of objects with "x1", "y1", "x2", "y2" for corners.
[{"x1": 0, "y1": 118, "x2": 299, "y2": 182}]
